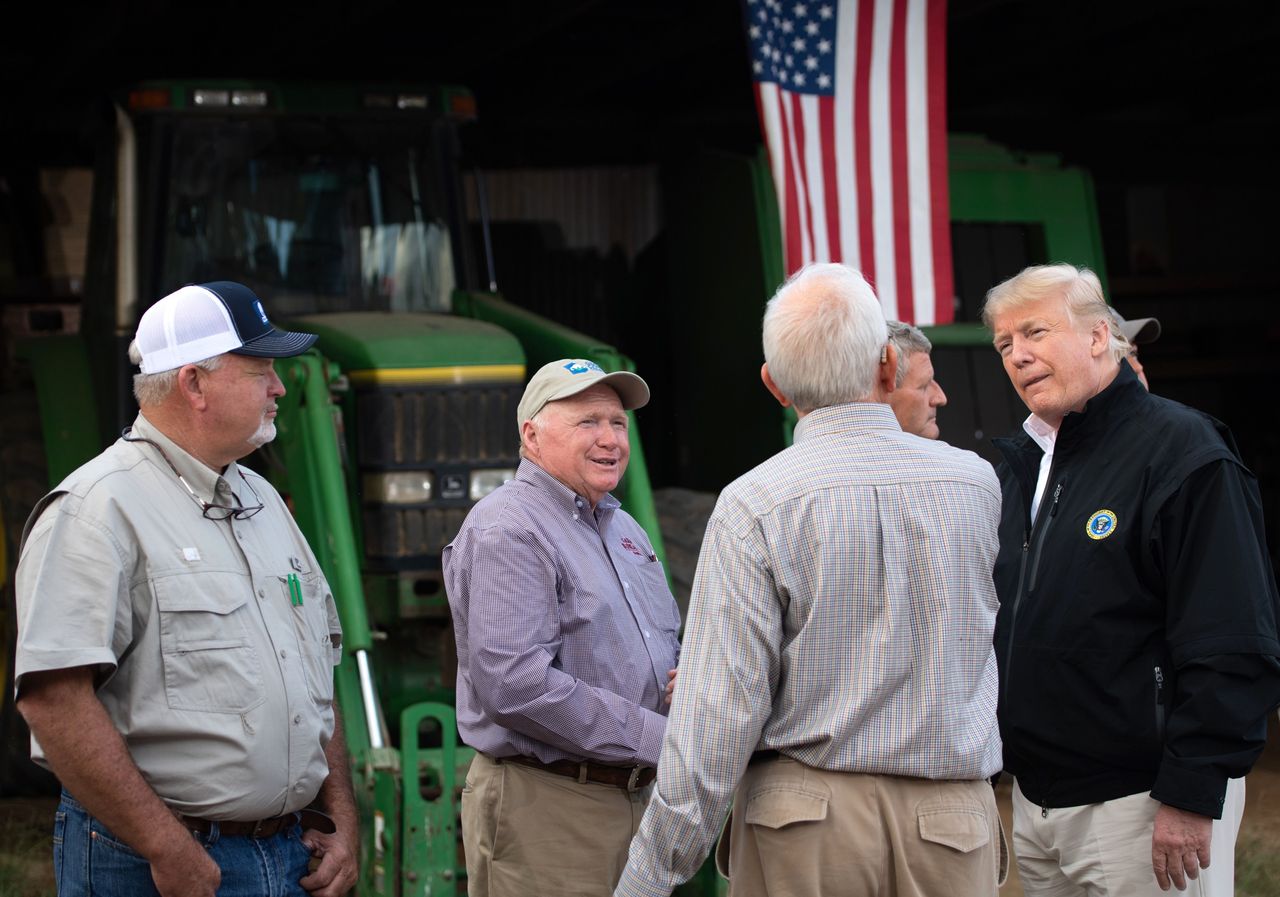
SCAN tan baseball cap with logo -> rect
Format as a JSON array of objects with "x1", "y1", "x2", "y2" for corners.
[{"x1": 516, "y1": 359, "x2": 650, "y2": 432}]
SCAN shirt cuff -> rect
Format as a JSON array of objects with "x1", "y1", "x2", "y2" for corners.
[
  {"x1": 637, "y1": 709, "x2": 667, "y2": 768},
  {"x1": 1150, "y1": 762, "x2": 1227, "y2": 819}
]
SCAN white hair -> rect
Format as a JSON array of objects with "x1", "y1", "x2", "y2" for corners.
[
  {"x1": 518, "y1": 412, "x2": 545, "y2": 459},
  {"x1": 128, "y1": 340, "x2": 223, "y2": 407},
  {"x1": 983, "y1": 263, "x2": 1131, "y2": 363},
  {"x1": 762, "y1": 264, "x2": 888, "y2": 412}
]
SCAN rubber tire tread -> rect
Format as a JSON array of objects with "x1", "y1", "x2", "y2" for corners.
[{"x1": 0, "y1": 385, "x2": 60, "y2": 796}]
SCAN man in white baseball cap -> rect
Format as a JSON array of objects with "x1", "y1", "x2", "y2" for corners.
[
  {"x1": 443, "y1": 358, "x2": 681, "y2": 896},
  {"x1": 14, "y1": 281, "x2": 357, "y2": 897}
]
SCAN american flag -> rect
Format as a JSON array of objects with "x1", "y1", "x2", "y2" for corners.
[{"x1": 745, "y1": 0, "x2": 953, "y2": 325}]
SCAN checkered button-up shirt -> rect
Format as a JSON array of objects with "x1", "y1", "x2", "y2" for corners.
[
  {"x1": 444, "y1": 460, "x2": 681, "y2": 768},
  {"x1": 616, "y1": 403, "x2": 1003, "y2": 897}
]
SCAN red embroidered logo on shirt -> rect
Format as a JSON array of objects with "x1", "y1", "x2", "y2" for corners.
[{"x1": 620, "y1": 537, "x2": 645, "y2": 557}]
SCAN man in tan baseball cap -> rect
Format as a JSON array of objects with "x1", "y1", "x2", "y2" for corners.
[{"x1": 444, "y1": 358, "x2": 680, "y2": 896}]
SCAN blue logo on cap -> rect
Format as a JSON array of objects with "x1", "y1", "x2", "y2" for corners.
[
  {"x1": 254, "y1": 301, "x2": 269, "y2": 325},
  {"x1": 1085, "y1": 510, "x2": 1118, "y2": 540},
  {"x1": 564, "y1": 360, "x2": 604, "y2": 375}
]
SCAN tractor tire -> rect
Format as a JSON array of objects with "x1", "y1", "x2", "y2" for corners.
[
  {"x1": 0, "y1": 385, "x2": 60, "y2": 796},
  {"x1": 652, "y1": 487, "x2": 718, "y2": 624}
]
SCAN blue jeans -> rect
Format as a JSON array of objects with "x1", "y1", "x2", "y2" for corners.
[{"x1": 53, "y1": 791, "x2": 314, "y2": 897}]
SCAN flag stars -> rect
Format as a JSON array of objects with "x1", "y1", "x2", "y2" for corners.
[{"x1": 748, "y1": 0, "x2": 836, "y2": 93}]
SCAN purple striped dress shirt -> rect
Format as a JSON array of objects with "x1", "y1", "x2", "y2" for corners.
[{"x1": 443, "y1": 460, "x2": 681, "y2": 767}]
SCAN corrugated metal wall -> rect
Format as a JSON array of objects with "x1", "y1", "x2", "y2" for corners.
[
  {"x1": 463, "y1": 166, "x2": 661, "y2": 264},
  {"x1": 460, "y1": 167, "x2": 663, "y2": 345}
]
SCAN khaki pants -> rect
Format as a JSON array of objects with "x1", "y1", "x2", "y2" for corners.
[
  {"x1": 1012, "y1": 777, "x2": 1245, "y2": 896},
  {"x1": 461, "y1": 752, "x2": 649, "y2": 897},
  {"x1": 719, "y1": 756, "x2": 1006, "y2": 897}
]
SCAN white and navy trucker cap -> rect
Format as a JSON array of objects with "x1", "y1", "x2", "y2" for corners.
[{"x1": 134, "y1": 281, "x2": 319, "y2": 373}]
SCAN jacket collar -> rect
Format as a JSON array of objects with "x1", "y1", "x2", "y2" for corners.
[
  {"x1": 1055, "y1": 360, "x2": 1147, "y2": 451},
  {"x1": 994, "y1": 360, "x2": 1147, "y2": 472}
]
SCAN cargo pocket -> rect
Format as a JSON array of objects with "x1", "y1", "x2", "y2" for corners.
[
  {"x1": 154, "y1": 572, "x2": 264, "y2": 713},
  {"x1": 743, "y1": 784, "x2": 830, "y2": 829},
  {"x1": 917, "y1": 799, "x2": 990, "y2": 854}
]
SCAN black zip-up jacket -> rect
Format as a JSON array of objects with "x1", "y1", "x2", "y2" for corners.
[{"x1": 992, "y1": 362, "x2": 1280, "y2": 818}]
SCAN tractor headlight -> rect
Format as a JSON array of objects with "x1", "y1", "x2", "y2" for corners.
[
  {"x1": 469, "y1": 468, "x2": 515, "y2": 501},
  {"x1": 365, "y1": 471, "x2": 433, "y2": 504}
]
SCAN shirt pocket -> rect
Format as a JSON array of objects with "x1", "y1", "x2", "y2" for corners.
[
  {"x1": 153, "y1": 572, "x2": 265, "y2": 714},
  {"x1": 276, "y1": 571, "x2": 337, "y2": 705},
  {"x1": 620, "y1": 555, "x2": 682, "y2": 635}
]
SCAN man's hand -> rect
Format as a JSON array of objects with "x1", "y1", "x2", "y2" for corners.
[
  {"x1": 300, "y1": 827, "x2": 359, "y2": 897},
  {"x1": 18, "y1": 667, "x2": 222, "y2": 897},
  {"x1": 665, "y1": 669, "x2": 678, "y2": 705},
  {"x1": 1152, "y1": 803, "x2": 1212, "y2": 891},
  {"x1": 150, "y1": 833, "x2": 221, "y2": 897}
]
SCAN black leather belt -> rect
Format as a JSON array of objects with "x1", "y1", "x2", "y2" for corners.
[
  {"x1": 499, "y1": 754, "x2": 656, "y2": 791},
  {"x1": 176, "y1": 808, "x2": 335, "y2": 838},
  {"x1": 750, "y1": 749, "x2": 782, "y2": 765}
]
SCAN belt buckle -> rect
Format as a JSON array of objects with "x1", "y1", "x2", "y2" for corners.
[
  {"x1": 626, "y1": 767, "x2": 643, "y2": 792},
  {"x1": 250, "y1": 818, "x2": 269, "y2": 838}
]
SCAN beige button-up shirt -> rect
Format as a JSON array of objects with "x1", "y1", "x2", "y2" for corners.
[{"x1": 15, "y1": 413, "x2": 341, "y2": 820}]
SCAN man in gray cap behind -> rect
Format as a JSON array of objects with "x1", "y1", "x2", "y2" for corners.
[
  {"x1": 1112, "y1": 309, "x2": 1161, "y2": 389},
  {"x1": 443, "y1": 358, "x2": 682, "y2": 897}
]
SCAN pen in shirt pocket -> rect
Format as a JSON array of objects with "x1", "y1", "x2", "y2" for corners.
[{"x1": 287, "y1": 572, "x2": 304, "y2": 606}]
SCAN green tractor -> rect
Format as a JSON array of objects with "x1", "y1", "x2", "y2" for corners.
[{"x1": 0, "y1": 80, "x2": 671, "y2": 896}]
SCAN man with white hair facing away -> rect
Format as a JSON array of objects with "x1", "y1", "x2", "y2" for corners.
[
  {"x1": 985, "y1": 263, "x2": 1280, "y2": 895},
  {"x1": 614, "y1": 263, "x2": 1006, "y2": 897},
  {"x1": 15, "y1": 281, "x2": 358, "y2": 897}
]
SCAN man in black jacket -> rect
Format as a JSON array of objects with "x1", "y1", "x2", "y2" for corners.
[{"x1": 984, "y1": 263, "x2": 1280, "y2": 895}]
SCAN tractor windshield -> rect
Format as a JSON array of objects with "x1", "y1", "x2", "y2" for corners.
[{"x1": 154, "y1": 116, "x2": 459, "y2": 315}]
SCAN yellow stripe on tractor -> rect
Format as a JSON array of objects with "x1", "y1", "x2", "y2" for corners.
[{"x1": 346, "y1": 364, "x2": 525, "y2": 387}]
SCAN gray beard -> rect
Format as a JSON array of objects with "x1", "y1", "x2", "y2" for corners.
[{"x1": 248, "y1": 420, "x2": 277, "y2": 448}]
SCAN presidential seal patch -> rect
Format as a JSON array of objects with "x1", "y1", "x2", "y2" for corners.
[{"x1": 1086, "y1": 510, "x2": 1118, "y2": 540}]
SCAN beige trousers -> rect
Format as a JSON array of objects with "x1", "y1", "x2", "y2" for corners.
[
  {"x1": 460, "y1": 752, "x2": 649, "y2": 897},
  {"x1": 718, "y1": 756, "x2": 1006, "y2": 897},
  {"x1": 1012, "y1": 777, "x2": 1245, "y2": 897}
]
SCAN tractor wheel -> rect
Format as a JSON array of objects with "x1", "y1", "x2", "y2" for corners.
[
  {"x1": 0, "y1": 386, "x2": 60, "y2": 796},
  {"x1": 652, "y1": 487, "x2": 718, "y2": 624}
]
